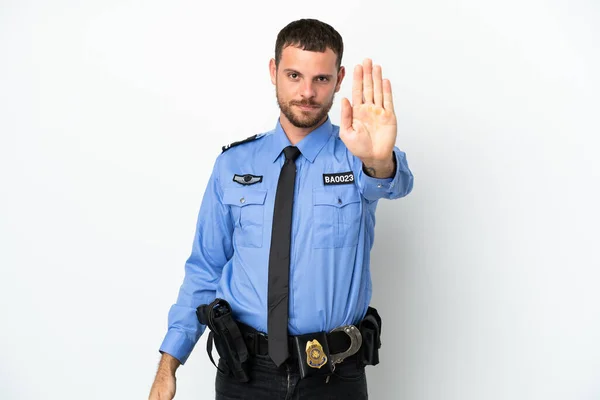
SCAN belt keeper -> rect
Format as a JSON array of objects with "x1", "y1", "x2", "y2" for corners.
[{"x1": 253, "y1": 333, "x2": 262, "y2": 355}]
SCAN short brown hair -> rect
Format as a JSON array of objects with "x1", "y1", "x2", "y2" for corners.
[{"x1": 274, "y1": 19, "x2": 344, "y2": 69}]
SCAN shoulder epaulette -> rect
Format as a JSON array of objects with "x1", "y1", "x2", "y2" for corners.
[{"x1": 221, "y1": 134, "x2": 263, "y2": 153}]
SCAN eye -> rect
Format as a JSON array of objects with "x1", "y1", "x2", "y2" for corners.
[
  {"x1": 316, "y1": 76, "x2": 329, "y2": 83},
  {"x1": 288, "y1": 72, "x2": 299, "y2": 80}
]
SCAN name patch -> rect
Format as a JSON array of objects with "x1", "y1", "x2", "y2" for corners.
[{"x1": 323, "y1": 171, "x2": 354, "y2": 185}]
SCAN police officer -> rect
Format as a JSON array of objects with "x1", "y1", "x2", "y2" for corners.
[{"x1": 149, "y1": 18, "x2": 414, "y2": 400}]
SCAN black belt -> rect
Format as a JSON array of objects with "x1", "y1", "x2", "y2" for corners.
[
  {"x1": 237, "y1": 322, "x2": 355, "y2": 360},
  {"x1": 198, "y1": 299, "x2": 380, "y2": 382}
]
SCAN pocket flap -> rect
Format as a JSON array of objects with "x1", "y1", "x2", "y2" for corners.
[
  {"x1": 223, "y1": 187, "x2": 267, "y2": 207},
  {"x1": 313, "y1": 189, "x2": 360, "y2": 208}
]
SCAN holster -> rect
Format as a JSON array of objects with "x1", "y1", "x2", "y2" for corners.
[
  {"x1": 292, "y1": 332, "x2": 334, "y2": 379},
  {"x1": 196, "y1": 299, "x2": 250, "y2": 382},
  {"x1": 357, "y1": 306, "x2": 382, "y2": 367}
]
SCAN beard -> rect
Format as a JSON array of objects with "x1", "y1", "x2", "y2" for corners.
[{"x1": 276, "y1": 88, "x2": 335, "y2": 129}]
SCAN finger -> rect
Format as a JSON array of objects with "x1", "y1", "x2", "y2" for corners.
[
  {"x1": 341, "y1": 97, "x2": 353, "y2": 131},
  {"x1": 373, "y1": 64, "x2": 383, "y2": 107},
  {"x1": 352, "y1": 64, "x2": 363, "y2": 106},
  {"x1": 363, "y1": 58, "x2": 374, "y2": 104},
  {"x1": 383, "y1": 79, "x2": 394, "y2": 112}
]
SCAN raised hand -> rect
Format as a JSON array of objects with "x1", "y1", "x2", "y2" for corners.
[{"x1": 340, "y1": 58, "x2": 397, "y2": 178}]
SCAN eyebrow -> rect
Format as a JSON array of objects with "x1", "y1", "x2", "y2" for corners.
[{"x1": 283, "y1": 69, "x2": 334, "y2": 79}]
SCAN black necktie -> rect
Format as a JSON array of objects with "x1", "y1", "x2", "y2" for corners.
[{"x1": 268, "y1": 145, "x2": 301, "y2": 366}]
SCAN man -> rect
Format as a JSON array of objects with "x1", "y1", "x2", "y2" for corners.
[{"x1": 149, "y1": 18, "x2": 413, "y2": 399}]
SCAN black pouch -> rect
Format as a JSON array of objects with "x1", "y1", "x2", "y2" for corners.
[
  {"x1": 292, "y1": 332, "x2": 333, "y2": 379},
  {"x1": 197, "y1": 299, "x2": 250, "y2": 382},
  {"x1": 358, "y1": 306, "x2": 382, "y2": 366}
]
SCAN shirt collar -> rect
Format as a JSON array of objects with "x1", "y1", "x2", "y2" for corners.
[{"x1": 269, "y1": 117, "x2": 333, "y2": 163}]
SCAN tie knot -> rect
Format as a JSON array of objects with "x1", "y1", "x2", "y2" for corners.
[{"x1": 283, "y1": 146, "x2": 300, "y2": 161}]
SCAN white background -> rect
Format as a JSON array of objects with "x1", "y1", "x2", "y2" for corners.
[{"x1": 1, "y1": 1, "x2": 599, "y2": 399}]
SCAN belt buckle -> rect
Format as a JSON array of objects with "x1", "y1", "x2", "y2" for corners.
[{"x1": 329, "y1": 325, "x2": 362, "y2": 368}]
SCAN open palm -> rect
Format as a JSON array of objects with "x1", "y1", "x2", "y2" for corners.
[{"x1": 340, "y1": 59, "x2": 397, "y2": 162}]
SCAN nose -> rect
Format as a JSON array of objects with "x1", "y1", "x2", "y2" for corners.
[{"x1": 300, "y1": 80, "x2": 316, "y2": 99}]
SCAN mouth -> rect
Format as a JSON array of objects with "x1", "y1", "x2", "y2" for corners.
[{"x1": 295, "y1": 104, "x2": 320, "y2": 111}]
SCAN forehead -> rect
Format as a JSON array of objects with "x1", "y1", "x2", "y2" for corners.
[{"x1": 279, "y1": 45, "x2": 338, "y2": 74}]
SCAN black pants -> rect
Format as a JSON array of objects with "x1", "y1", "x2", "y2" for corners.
[{"x1": 215, "y1": 354, "x2": 368, "y2": 399}]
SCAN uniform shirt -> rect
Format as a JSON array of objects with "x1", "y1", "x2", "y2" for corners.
[{"x1": 160, "y1": 117, "x2": 414, "y2": 364}]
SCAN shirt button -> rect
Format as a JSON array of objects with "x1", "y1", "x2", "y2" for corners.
[
  {"x1": 377, "y1": 184, "x2": 383, "y2": 188},
  {"x1": 337, "y1": 198, "x2": 342, "y2": 205},
  {"x1": 240, "y1": 197, "x2": 245, "y2": 204}
]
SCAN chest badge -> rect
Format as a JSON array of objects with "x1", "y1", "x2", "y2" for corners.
[
  {"x1": 323, "y1": 171, "x2": 355, "y2": 185},
  {"x1": 233, "y1": 174, "x2": 263, "y2": 185},
  {"x1": 306, "y1": 339, "x2": 328, "y2": 369}
]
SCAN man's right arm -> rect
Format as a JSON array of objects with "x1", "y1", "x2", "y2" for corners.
[{"x1": 149, "y1": 155, "x2": 234, "y2": 398}]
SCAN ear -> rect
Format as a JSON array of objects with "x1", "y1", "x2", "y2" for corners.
[
  {"x1": 269, "y1": 58, "x2": 277, "y2": 85},
  {"x1": 335, "y1": 66, "x2": 345, "y2": 93}
]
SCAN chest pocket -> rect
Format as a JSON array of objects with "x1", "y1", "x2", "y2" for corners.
[
  {"x1": 312, "y1": 186, "x2": 362, "y2": 248},
  {"x1": 223, "y1": 187, "x2": 268, "y2": 248}
]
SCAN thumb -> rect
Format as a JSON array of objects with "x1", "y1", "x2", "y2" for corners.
[{"x1": 340, "y1": 98, "x2": 353, "y2": 132}]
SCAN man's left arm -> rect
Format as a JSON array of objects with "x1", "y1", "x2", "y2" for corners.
[
  {"x1": 340, "y1": 58, "x2": 413, "y2": 201},
  {"x1": 349, "y1": 146, "x2": 414, "y2": 201}
]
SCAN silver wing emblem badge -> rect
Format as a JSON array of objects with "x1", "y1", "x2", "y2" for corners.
[{"x1": 233, "y1": 174, "x2": 263, "y2": 185}]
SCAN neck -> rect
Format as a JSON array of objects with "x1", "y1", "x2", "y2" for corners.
[{"x1": 279, "y1": 113, "x2": 328, "y2": 145}]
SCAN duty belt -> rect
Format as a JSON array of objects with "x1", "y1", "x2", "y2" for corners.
[
  {"x1": 197, "y1": 299, "x2": 382, "y2": 382},
  {"x1": 237, "y1": 322, "x2": 362, "y2": 365}
]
